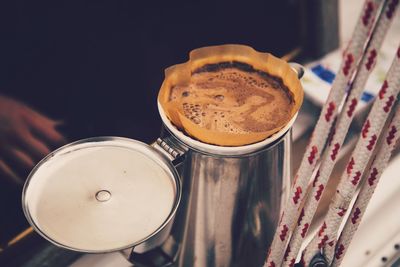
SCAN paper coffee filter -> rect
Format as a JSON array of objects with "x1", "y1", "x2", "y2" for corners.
[{"x1": 158, "y1": 44, "x2": 303, "y2": 146}]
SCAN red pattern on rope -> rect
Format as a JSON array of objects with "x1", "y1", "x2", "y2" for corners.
[
  {"x1": 365, "y1": 49, "x2": 377, "y2": 70},
  {"x1": 386, "y1": 0, "x2": 399, "y2": 18},
  {"x1": 362, "y1": 1, "x2": 375, "y2": 26},
  {"x1": 351, "y1": 171, "x2": 362, "y2": 185},
  {"x1": 351, "y1": 208, "x2": 362, "y2": 224},
  {"x1": 362, "y1": 119, "x2": 371, "y2": 138},
  {"x1": 308, "y1": 145, "x2": 318, "y2": 164}
]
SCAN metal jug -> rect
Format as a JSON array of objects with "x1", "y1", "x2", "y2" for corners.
[{"x1": 22, "y1": 64, "x2": 303, "y2": 267}]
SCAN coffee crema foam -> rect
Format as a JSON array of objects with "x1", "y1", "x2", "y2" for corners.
[
  {"x1": 158, "y1": 44, "x2": 303, "y2": 146},
  {"x1": 168, "y1": 61, "x2": 293, "y2": 135}
]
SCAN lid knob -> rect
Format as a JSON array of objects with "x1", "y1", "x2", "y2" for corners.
[{"x1": 95, "y1": 190, "x2": 111, "y2": 202}]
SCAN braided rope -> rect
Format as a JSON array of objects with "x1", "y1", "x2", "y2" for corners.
[
  {"x1": 281, "y1": 1, "x2": 398, "y2": 266},
  {"x1": 302, "y1": 2, "x2": 400, "y2": 265},
  {"x1": 332, "y1": 102, "x2": 400, "y2": 266},
  {"x1": 305, "y1": 42, "x2": 400, "y2": 265},
  {"x1": 264, "y1": 1, "x2": 383, "y2": 266}
]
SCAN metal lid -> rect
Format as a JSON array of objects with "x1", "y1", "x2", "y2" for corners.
[{"x1": 22, "y1": 137, "x2": 181, "y2": 253}]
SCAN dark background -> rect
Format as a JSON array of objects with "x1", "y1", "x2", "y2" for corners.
[
  {"x1": 0, "y1": 0, "x2": 338, "y2": 265},
  {"x1": 1, "y1": 0, "x2": 301, "y2": 143}
]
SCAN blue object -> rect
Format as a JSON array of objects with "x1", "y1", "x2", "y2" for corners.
[
  {"x1": 361, "y1": 91, "x2": 374, "y2": 102},
  {"x1": 311, "y1": 64, "x2": 336, "y2": 84},
  {"x1": 311, "y1": 64, "x2": 375, "y2": 103}
]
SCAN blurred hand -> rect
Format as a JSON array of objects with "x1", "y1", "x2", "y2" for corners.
[{"x1": 0, "y1": 95, "x2": 66, "y2": 186}]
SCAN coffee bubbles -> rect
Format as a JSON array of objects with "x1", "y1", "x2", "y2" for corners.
[
  {"x1": 169, "y1": 62, "x2": 293, "y2": 135},
  {"x1": 158, "y1": 45, "x2": 304, "y2": 146}
]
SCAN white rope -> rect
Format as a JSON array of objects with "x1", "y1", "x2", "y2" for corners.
[
  {"x1": 281, "y1": 1, "x2": 398, "y2": 266},
  {"x1": 332, "y1": 102, "x2": 400, "y2": 266},
  {"x1": 304, "y1": 42, "x2": 400, "y2": 265},
  {"x1": 264, "y1": 1, "x2": 383, "y2": 266},
  {"x1": 302, "y1": 2, "x2": 400, "y2": 265}
]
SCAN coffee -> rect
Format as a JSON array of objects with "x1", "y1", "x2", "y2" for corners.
[
  {"x1": 158, "y1": 45, "x2": 303, "y2": 146},
  {"x1": 168, "y1": 61, "x2": 293, "y2": 135}
]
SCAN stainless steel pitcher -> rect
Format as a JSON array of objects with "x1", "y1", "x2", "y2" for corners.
[
  {"x1": 22, "y1": 64, "x2": 303, "y2": 267},
  {"x1": 127, "y1": 100, "x2": 296, "y2": 267}
]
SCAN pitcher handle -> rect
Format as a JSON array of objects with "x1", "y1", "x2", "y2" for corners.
[
  {"x1": 289, "y1": 62, "x2": 305, "y2": 79},
  {"x1": 152, "y1": 137, "x2": 187, "y2": 168}
]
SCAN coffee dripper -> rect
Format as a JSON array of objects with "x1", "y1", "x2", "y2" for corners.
[{"x1": 22, "y1": 48, "x2": 304, "y2": 267}]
